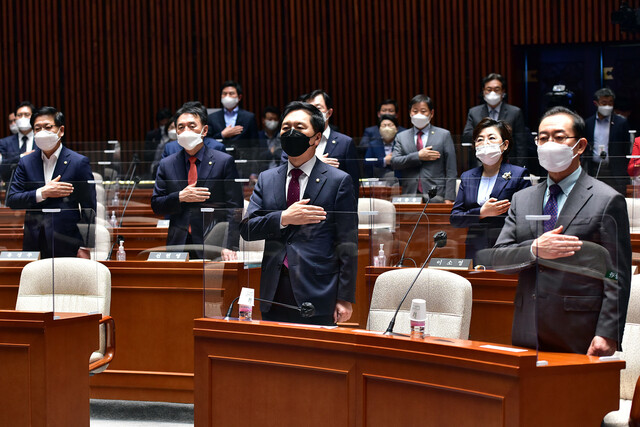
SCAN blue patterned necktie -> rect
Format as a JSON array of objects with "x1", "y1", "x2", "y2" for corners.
[{"x1": 543, "y1": 184, "x2": 562, "y2": 233}]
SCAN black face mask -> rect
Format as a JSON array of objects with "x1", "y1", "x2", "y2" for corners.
[{"x1": 281, "y1": 129, "x2": 315, "y2": 157}]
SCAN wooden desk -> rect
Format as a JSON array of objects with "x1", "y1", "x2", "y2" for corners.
[
  {"x1": 0, "y1": 311, "x2": 100, "y2": 427},
  {"x1": 365, "y1": 266, "x2": 518, "y2": 344},
  {"x1": 194, "y1": 318, "x2": 624, "y2": 427}
]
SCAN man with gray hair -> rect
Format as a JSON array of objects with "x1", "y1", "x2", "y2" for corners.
[{"x1": 584, "y1": 87, "x2": 630, "y2": 194}]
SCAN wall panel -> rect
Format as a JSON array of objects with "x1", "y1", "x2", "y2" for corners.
[{"x1": 1, "y1": 0, "x2": 639, "y2": 162}]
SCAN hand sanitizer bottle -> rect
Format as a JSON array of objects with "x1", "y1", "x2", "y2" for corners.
[
  {"x1": 377, "y1": 244, "x2": 386, "y2": 267},
  {"x1": 109, "y1": 211, "x2": 118, "y2": 228},
  {"x1": 116, "y1": 240, "x2": 126, "y2": 261}
]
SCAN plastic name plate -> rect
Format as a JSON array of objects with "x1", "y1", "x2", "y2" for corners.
[
  {"x1": 0, "y1": 251, "x2": 40, "y2": 260},
  {"x1": 147, "y1": 252, "x2": 189, "y2": 262},
  {"x1": 156, "y1": 220, "x2": 170, "y2": 228},
  {"x1": 429, "y1": 258, "x2": 473, "y2": 270},
  {"x1": 392, "y1": 196, "x2": 422, "y2": 204}
]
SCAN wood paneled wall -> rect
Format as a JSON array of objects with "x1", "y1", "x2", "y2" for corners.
[{"x1": 1, "y1": 0, "x2": 638, "y2": 156}]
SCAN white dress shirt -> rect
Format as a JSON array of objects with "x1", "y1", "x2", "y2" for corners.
[
  {"x1": 35, "y1": 144, "x2": 64, "y2": 203},
  {"x1": 281, "y1": 156, "x2": 317, "y2": 228},
  {"x1": 315, "y1": 126, "x2": 331, "y2": 158}
]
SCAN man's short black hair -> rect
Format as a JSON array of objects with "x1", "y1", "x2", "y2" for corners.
[
  {"x1": 472, "y1": 117, "x2": 513, "y2": 158},
  {"x1": 221, "y1": 80, "x2": 243, "y2": 95},
  {"x1": 173, "y1": 101, "x2": 208, "y2": 127},
  {"x1": 16, "y1": 101, "x2": 35, "y2": 114},
  {"x1": 378, "y1": 114, "x2": 399, "y2": 128},
  {"x1": 409, "y1": 94, "x2": 434, "y2": 110},
  {"x1": 541, "y1": 106, "x2": 586, "y2": 140},
  {"x1": 594, "y1": 87, "x2": 615, "y2": 101},
  {"x1": 31, "y1": 106, "x2": 64, "y2": 128},
  {"x1": 262, "y1": 105, "x2": 280, "y2": 118},
  {"x1": 281, "y1": 101, "x2": 325, "y2": 134},
  {"x1": 377, "y1": 99, "x2": 399, "y2": 113},
  {"x1": 156, "y1": 108, "x2": 172, "y2": 122},
  {"x1": 306, "y1": 89, "x2": 333, "y2": 109},
  {"x1": 482, "y1": 73, "x2": 507, "y2": 91}
]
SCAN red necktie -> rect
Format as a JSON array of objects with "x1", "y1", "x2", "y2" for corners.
[
  {"x1": 188, "y1": 156, "x2": 198, "y2": 185},
  {"x1": 284, "y1": 169, "x2": 303, "y2": 268},
  {"x1": 416, "y1": 131, "x2": 423, "y2": 193}
]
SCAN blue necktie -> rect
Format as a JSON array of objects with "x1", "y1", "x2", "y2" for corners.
[{"x1": 543, "y1": 184, "x2": 562, "y2": 233}]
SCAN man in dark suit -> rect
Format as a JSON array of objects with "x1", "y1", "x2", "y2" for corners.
[
  {"x1": 391, "y1": 94, "x2": 457, "y2": 202},
  {"x1": 583, "y1": 88, "x2": 631, "y2": 195},
  {"x1": 282, "y1": 89, "x2": 360, "y2": 200},
  {"x1": 241, "y1": 101, "x2": 358, "y2": 325},
  {"x1": 7, "y1": 106, "x2": 96, "y2": 258},
  {"x1": 358, "y1": 99, "x2": 406, "y2": 157},
  {"x1": 143, "y1": 108, "x2": 172, "y2": 178},
  {"x1": 489, "y1": 106, "x2": 631, "y2": 356},
  {"x1": 151, "y1": 102, "x2": 243, "y2": 260},
  {"x1": 462, "y1": 73, "x2": 529, "y2": 168},
  {"x1": 161, "y1": 136, "x2": 225, "y2": 158},
  {"x1": 206, "y1": 80, "x2": 259, "y2": 178},
  {"x1": 0, "y1": 101, "x2": 36, "y2": 183}
]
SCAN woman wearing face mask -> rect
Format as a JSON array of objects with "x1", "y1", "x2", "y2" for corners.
[
  {"x1": 364, "y1": 114, "x2": 400, "y2": 184},
  {"x1": 450, "y1": 118, "x2": 531, "y2": 260}
]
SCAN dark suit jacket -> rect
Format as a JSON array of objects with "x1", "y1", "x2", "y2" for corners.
[
  {"x1": 450, "y1": 163, "x2": 530, "y2": 260},
  {"x1": 462, "y1": 103, "x2": 529, "y2": 167},
  {"x1": 7, "y1": 146, "x2": 97, "y2": 257},
  {"x1": 490, "y1": 170, "x2": 631, "y2": 354},
  {"x1": 363, "y1": 138, "x2": 401, "y2": 180},
  {"x1": 151, "y1": 146, "x2": 244, "y2": 256},
  {"x1": 584, "y1": 113, "x2": 631, "y2": 191},
  {"x1": 0, "y1": 133, "x2": 23, "y2": 182},
  {"x1": 281, "y1": 129, "x2": 360, "y2": 200},
  {"x1": 359, "y1": 125, "x2": 406, "y2": 153},
  {"x1": 240, "y1": 160, "x2": 358, "y2": 316},
  {"x1": 161, "y1": 137, "x2": 226, "y2": 159},
  {"x1": 206, "y1": 109, "x2": 259, "y2": 177}
]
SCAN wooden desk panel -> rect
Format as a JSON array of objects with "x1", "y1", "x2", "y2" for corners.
[
  {"x1": 194, "y1": 318, "x2": 624, "y2": 427},
  {"x1": 0, "y1": 311, "x2": 100, "y2": 427}
]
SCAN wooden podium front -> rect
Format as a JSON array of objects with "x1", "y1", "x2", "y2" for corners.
[
  {"x1": 194, "y1": 318, "x2": 623, "y2": 427},
  {"x1": 0, "y1": 311, "x2": 100, "y2": 427}
]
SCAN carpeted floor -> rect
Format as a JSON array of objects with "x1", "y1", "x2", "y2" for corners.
[{"x1": 90, "y1": 399, "x2": 193, "y2": 426}]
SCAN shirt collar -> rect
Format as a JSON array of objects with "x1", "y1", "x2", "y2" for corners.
[
  {"x1": 488, "y1": 102, "x2": 503, "y2": 113},
  {"x1": 288, "y1": 155, "x2": 316, "y2": 177},
  {"x1": 414, "y1": 124, "x2": 431, "y2": 135},
  {"x1": 224, "y1": 106, "x2": 239, "y2": 116},
  {"x1": 322, "y1": 126, "x2": 331, "y2": 140},
  {"x1": 547, "y1": 165, "x2": 582, "y2": 195},
  {"x1": 21, "y1": 130, "x2": 34, "y2": 139},
  {"x1": 41, "y1": 143, "x2": 63, "y2": 162}
]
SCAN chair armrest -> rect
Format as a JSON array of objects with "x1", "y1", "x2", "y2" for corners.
[
  {"x1": 631, "y1": 375, "x2": 640, "y2": 427},
  {"x1": 89, "y1": 315, "x2": 115, "y2": 374}
]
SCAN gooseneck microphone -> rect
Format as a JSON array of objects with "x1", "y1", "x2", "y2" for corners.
[
  {"x1": 118, "y1": 176, "x2": 141, "y2": 228},
  {"x1": 595, "y1": 149, "x2": 607, "y2": 180},
  {"x1": 225, "y1": 297, "x2": 316, "y2": 319},
  {"x1": 384, "y1": 231, "x2": 447, "y2": 336},
  {"x1": 396, "y1": 186, "x2": 438, "y2": 267}
]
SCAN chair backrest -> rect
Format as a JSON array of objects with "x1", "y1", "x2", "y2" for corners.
[
  {"x1": 626, "y1": 198, "x2": 640, "y2": 229},
  {"x1": 358, "y1": 198, "x2": 395, "y2": 230},
  {"x1": 240, "y1": 199, "x2": 265, "y2": 253},
  {"x1": 619, "y1": 275, "x2": 640, "y2": 400},
  {"x1": 15, "y1": 258, "x2": 111, "y2": 354},
  {"x1": 367, "y1": 268, "x2": 472, "y2": 339},
  {"x1": 95, "y1": 184, "x2": 106, "y2": 207}
]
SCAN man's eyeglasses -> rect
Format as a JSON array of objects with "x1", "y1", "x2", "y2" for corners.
[{"x1": 535, "y1": 133, "x2": 578, "y2": 144}]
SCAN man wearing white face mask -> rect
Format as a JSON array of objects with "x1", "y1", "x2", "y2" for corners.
[
  {"x1": 152, "y1": 102, "x2": 243, "y2": 260},
  {"x1": 206, "y1": 80, "x2": 259, "y2": 178},
  {"x1": 0, "y1": 101, "x2": 36, "y2": 183},
  {"x1": 7, "y1": 112, "x2": 18, "y2": 136},
  {"x1": 462, "y1": 73, "x2": 529, "y2": 169},
  {"x1": 391, "y1": 94, "x2": 457, "y2": 203},
  {"x1": 489, "y1": 106, "x2": 631, "y2": 357},
  {"x1": 258, "y1": 105, "x2": 282, "y2": 170},
  {"x1": 584, "y1": 88, "x2": 630, "y2": 195},
  {"x1": 6, "y1": 106, "x2": 96, "y2": 258}
]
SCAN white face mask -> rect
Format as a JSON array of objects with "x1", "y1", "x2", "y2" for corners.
[
  {"x1": 167, "y1": 128, "x2": 178, "y2": 140},
  {"x1": 16, "y1": 117, "x2": 32, "y2": 132},
  {"x1": 9, "y1": 123, "x2": 18, "y2": 134},
  {"x1": 177, "y1": 129, "x2": 204, "y2": 151},
  {"x1": 411, "y1": 113, "x2": 430, "y2": 129},
  {"x1": 597, "y1": 105, "x2": 613, "y2": 117},
  {"x1": 484, "y1": 91, "x2": 503, "y2": 106},
  {"x1": 537, "y1": 140, "x2": 580, "y2": 173},
  {"x1": 221, "y1": 96, "x2": 239, "y2": 110},
  {"x1": 264, "y1": 120, "x2": 279, "y2": 131},
  {"x1": 475, "y1": 142, "x2": 504, "y2": 166},
  {"x1": 34, "y1": 129, "x2": 61, "y2": 152}
]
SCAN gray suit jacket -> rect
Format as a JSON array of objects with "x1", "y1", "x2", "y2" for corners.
[
  {"x1": 390, "y1": 126, "x2": 457, "y2": 201},
  {"x1": 490, "y1": 170, "x2": 631, "y2": 354},
  {"x1": 462, "y1": 102, "x2": 529, "y2": 166}
]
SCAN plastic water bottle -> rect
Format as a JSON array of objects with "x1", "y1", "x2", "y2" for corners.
[
  {"x1": 109, "y1": 211, "x2": 118, "y2": 228},
  {"x1": 116, "y1": 240, "x2": 126, "y2": 261},
  {"x1": 377, "y1": 244, "x2": 386, "y2": 267},
  {"x1": 239, "y1": 304, "x2": 252, "y2": 321}
]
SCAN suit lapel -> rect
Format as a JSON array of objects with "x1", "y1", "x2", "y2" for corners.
[
  {"x1": 197, "y1": 148, "x2": 215, "y2": 181},
  {"x1": 498, "y1": 104, "x2": 508, "y2": 120},
  {"x1": 215, "y1": 111, "x2": 226, "y2": 131},
  {"x1": 324, "y1": 129, "x2": 338, "y2": 156},
  {"x1": 31, "y1": 150, "x2": 46, "y2": 183},
  {"x1": 556, "y1": 171, "x2": 592, "y2": 231},
  {"x1": 528, "y1": 182, "x2": 547, "y2": 236},
  {"x1": 273, "y1": 164, "x2": 287, "y2": 209},
  {"x1": 466, "y1": 167, "x2": 482, "y2": 204},
  {"x1": 172, "y1": 150, "x2": 188, "y2": 181},
  {"x1": 51, "y1": 146, "x2": 70, "y2": 179},
  {"x1": 302, "y1": 161, "x2": 328, "y2": 205},
  {"x1": 490, "y1": 163, "x2": 509, "y2": 199}
]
